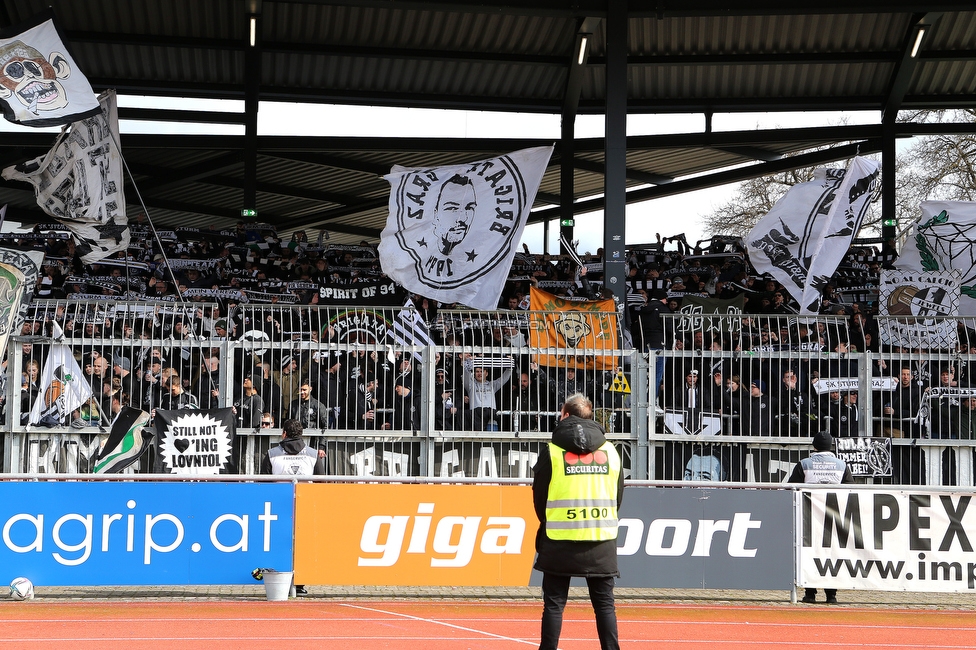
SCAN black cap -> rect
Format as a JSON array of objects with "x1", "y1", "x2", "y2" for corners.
[{"x1": 813, "y1": 431, "x2": 833, "y2": 451}]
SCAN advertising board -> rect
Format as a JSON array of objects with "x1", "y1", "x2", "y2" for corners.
[{"x1": 0, "y1": 482, "x2": 293, "y2": 585}]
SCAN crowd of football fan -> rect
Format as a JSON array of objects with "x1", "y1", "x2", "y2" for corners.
[{"x1": 12, "y1": 220, "x2": 971, "y2": 484}]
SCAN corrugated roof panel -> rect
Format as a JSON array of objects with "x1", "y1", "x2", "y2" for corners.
[
  {"x1": 631, "y1": 13, "x2": 907, "y2": 54},
  {"x1": 266, "y1": 53, "x2": 567, "y2": 103},
  {"x1": 35, "y1": 0, "x2": 242, "y2": 38},
  {"x1": 265, "y1": 3, "x2": 574, "y2": 55},
  {"x1": 72, "y1": 43, "x2": 243, "y2": 87},
  {"x1": 629, "y1": 61, "x2": 892, "y2": 102},
  {"x1": 924, "y1": 11, "x2": 976, "y2": 49},
  {"x1": 912, "y1": 61, "x2": 976, "y2": 97}
]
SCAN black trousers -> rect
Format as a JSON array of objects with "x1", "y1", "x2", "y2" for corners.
[{"x1": 539, "y1": 573, "x2": 619, "y2": 650}]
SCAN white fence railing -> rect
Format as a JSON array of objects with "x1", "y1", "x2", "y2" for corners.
[{"x1": 6, "y1": 301, "x2": 976, "y2": 485}]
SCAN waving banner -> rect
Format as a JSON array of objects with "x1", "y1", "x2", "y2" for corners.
[
  {"x1": 2, "y1": 90, "x2": 128, "y2": 264},
  {"x1": 379, "y1": 146, "x2": 553, "y2": 310},
  {"x1": 747, "y1": 157, "x2": 880, "y2": 314},
  {"x1": 895, "y1": 201, "x2": 976, "y2": 316},
  {"x1": 0, "y1": 13, "x2": 100, "y2": 127},
  {"x1": 529, "y1": 287, "x2": 618, "y2": 370},
  {"x1": 29, "y1": 324, "x2": 93, "y2": 427}
]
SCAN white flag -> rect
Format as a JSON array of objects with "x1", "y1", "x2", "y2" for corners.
[
  {"x1": 379, "y1": 145, "x2": 553, "y2": 310},
  {"x1": 895, "y1": 201, "x2": 976, "y2": 316},
  {"x1": 2, "y1": 90, "x2": 128, "y2": 264},
  {"x1": 29, "y1": 323, "x2": 93, "y2": 426},
  {"x1": 0, "y1": 14, "x2": 100, "y2": 127},
  {"x1": 746, "y1": 156, "x2": 880, "y2": 314}
]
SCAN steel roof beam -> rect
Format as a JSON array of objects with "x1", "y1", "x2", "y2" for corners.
[
  {"x1": 5, "y1": 123, "x2": 961, "y2": 154},
  {"x1": 88, "y1": 75, "x2": 976, "y2": 115},
  {"x1": 127, "y1": 154, "x2": 244, "y2": 195},
  {"x1": 572, "y1": 158, "x2": 674, "y2": 185},
  {"x1": 119, "y1": 107, "x2": 247, "y2": 125},
  {"x1": 883, "y1": 12, "x2": 943, "y2": 121},
  {"x1": 200, "y1": 176, "x2": 369, "y2": 207},
  {"x1": 713, "y1": 146, "x2": 785, "y2": 163},
  {"x1": 528, "y1": 139, "x2": 883, "y2": 223},
  {"x1": 263, "y1": 152, "x2": 392, "y2": 176},
  {"x1": 125, "y1": 195, "x2": 379, "y2": 238}
]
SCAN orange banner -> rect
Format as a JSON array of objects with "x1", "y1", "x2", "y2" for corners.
[
  {"x1": 294, "y1": 484, "x2": 538, "y2": 586},
  {"x1": 529, "y1": 287, "x2": 619, "y2": 369}
]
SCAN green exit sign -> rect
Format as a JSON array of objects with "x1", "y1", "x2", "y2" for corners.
[
  {"x1": 241, "y1": 208, "x2": 258, "y2": 218},
  {"x1": 560, "y1": 219, "x2": 575, "y2": 227},
  {"x1": 883, "y1": 219, "x2": 897, "y2": 227}
]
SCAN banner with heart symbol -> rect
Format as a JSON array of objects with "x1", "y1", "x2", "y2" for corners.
[{"x1": 156, "y1": 408, "x2": 236, "y2": 475}]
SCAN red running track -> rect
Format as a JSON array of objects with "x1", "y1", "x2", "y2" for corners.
[{"x1": 1, "y1": 600, "x2": 974, "y2": 649}]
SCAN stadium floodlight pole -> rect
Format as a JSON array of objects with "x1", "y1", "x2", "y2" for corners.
[{"x1": 110, "y1": 131, "x2": 185, "y2": 301}]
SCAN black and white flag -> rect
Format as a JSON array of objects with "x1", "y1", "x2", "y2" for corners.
[
  {"x1": 379, "y1": 146, "x2": 553, "y2": 310},
  {"x1": 895, "y1": 201, "x2": 976, "y2": 316},
  {"x1": 747, "y1": 156, "x2": 880, "y2": 314},
  {"x1": 2, "y1": 90, "x2": 128, "y2": 264},
  {"x1": 0, "y1": 247, "x2": 42, "y2": 362},
  {"x1": 0, "y1": 13, "x2": 100, "y2": 127},
  {"x1": 389, "y1": 299, "x2": 433, "y2": 361},
  {"x1": 155, "y1": 408, "x2": 236, "y2": 475}
]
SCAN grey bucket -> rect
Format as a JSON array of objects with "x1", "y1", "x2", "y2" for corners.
[{"x1": 262, "y1": 570, "x2": 294, "y2": 601}]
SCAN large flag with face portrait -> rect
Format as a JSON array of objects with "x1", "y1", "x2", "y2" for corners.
[
  {"x1": 2, "y1": 90, "x2": 128, "y2": 263},
  {"x1": 895, "y1": 201, "x2": 976, "y2": 316},
  {"x1": 378, "y1": 146, "x2": 553, "y2": 310},
  {"x1": 747, "y1": 156, "x2": 880, "y2": 314},
  {"x1": 0, "y1": 13, "x2": 100, "y2": 127}
]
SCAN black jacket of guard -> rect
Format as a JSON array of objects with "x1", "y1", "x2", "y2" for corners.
[{"x1": 532, "y1": 415, "x2": 625, "y2": 577}]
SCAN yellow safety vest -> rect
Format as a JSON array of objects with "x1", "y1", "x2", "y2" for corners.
[{"x1": 545, "y1": 441, "x2": 620, "y2": 541}]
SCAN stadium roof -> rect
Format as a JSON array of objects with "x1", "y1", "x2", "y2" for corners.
[{"x1": 0, "y1": 1, "x2": 974, "y2": 244}]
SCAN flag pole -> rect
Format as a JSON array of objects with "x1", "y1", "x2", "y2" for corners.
[
  {"x1": 109, "y1": 130, "x2": 221, "y2": 401},
  {"x1": 109, "y1": 130, "x2": 184, "y2": 298}
]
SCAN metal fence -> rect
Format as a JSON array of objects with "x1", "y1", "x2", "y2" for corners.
[
  {"x1": 6, "y1": 300, "x2": 976, "y2": 486},
  {"x1": 652, "y1": 312, "x2": 976, "y2": 487},
  {"x1": 5, "y1": 300, "x2": 634, "y2": 477}
]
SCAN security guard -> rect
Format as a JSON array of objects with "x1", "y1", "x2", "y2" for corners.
[
  {"x1": 788, "y1": 431, "x2": 854, "y2": 604},
  {"x1": 261, "y1": 418, "x2": 326, "y2": 476},
  {"x1": 261, "y1": 418, "x2": 325, "y2": 596},
  {"x1": 532, "y1": 393, "x2": 623, "y2": 650}
]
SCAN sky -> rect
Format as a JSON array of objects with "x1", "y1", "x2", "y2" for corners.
[{"x1": 1, "y1": 95, "x2": 885, "y2": 253}]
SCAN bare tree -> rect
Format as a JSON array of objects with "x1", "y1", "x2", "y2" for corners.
[
  {"x1": 700, "y1": 109, "x2": 976, "y2": 239},
  {"x1": 700, "y1": 168, "x2": 813, "y2": 237},
  {"x1": 701, "y1": 163, "x2": 883, "y2": 238},
  {"x1": 896, "y1": 109, "x2": 976, "y2": 222}
]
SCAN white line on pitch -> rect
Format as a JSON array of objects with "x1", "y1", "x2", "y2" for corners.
[{"x1": 340, "y1": 603, "x2": 537, "y2": 646}]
